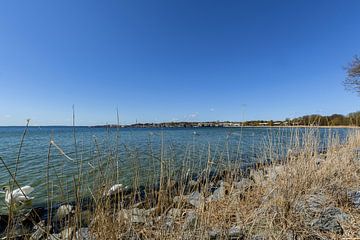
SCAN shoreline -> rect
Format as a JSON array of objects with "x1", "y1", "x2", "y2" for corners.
[{"x1": 0, "y1": 125, "x2": 359, "y2": 129}]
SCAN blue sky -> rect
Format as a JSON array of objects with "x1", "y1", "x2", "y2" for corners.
[{"x1": 0, "y1": 0, "x2": 360, "y2": 125}]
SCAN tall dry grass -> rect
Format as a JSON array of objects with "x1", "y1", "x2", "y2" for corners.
[{"x1": 87, "y1": 128, "x2": 360, "y2": 239}]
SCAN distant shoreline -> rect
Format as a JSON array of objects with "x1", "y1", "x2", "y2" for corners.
[
  {"x1": 237, "y1": 125, "x2": 360, "y2": 128},
  {"x1": 0, "y1": 125, "x2": 359, "y2": 129},
  {"x1": 91, "y1": 124, "x2": 360, "y2": 129}
]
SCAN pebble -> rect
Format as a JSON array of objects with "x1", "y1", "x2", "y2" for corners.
[
  {"x1": 183, "y1": 211, "x2": 198, "y2": 230},
  {"x1": 208, "y1": 228, "x2": 221, "y2": 239},
  {"x1": 30, "y1": 221, "x2": 51, "y2": 240},
  {"x1": 207, "y1": 182, "x2": 226, "y2": 201},
  {"x1": 228, "y1": 225, "x2": 244, "y2": 239},
  {"x1": 348, "y1": 190, "x2": 360, "y2": 208},
  {"x1": 187, "y1": 191, "x2": 204, "y2": 208},
  {"x1": 75, "y1": 227, "x2": 96, "y2": 240}
]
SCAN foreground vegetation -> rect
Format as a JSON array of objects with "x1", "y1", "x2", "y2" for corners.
[{"x1": 1, "y1": 128, "x2": 360, "y2": 239}]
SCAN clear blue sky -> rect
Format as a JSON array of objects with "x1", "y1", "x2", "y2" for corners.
[{"x1": 0, "y1": 0, "x2": 359, "y2": 126}]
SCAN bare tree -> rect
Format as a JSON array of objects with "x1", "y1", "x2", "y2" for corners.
[{"x1": 344, "y1": 55, "x2": 360, "y2": 94}]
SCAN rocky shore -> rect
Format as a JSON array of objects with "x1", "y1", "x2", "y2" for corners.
[
  {"x1": 1, "y1": 135, "x2": 360, "y2": 239},
  {"x1": 1, "y1": 168, "x2": 359, "y2": 239}
]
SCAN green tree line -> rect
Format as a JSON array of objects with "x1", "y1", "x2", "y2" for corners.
[{"x1": 289, "y1": 111, "x2": 360, "y2": 126}]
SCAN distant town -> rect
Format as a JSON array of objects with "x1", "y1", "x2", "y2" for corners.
[{"x1": 93, "y1": 112, "x2": 360, "y2": 128}]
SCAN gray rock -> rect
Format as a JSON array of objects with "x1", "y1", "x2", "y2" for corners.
[
  {"x1": 348, "y1": 190, "x2": 360, "y2": 208},
  {"x1": 30, "y1": 221, "x2": 51, "y2": 240},
  {"x1": 251, "y1": 235, "x2": 267, "y2": 240},
  {"x1": 117, "y1": 208, "x2": 147, "y2": 224},
  {"x1": 174, "y1": 192, "x2": 205, "y2": 208},
  {"x1": 46, "y1": 233, "x2": 61, "y2": 240},
  {"x1": 168, "y1": 208, "x2": 182, "y2": 218},
  {"x1": 145, "y1": 207, "x2": 156, "y2": 216},
  {"x1": 164, "y1": 217, "x2": 174, "y2": 231},
  {"x1": 187, "y1": 191, "x2": 204, "y2": 208},
  {"x1": 208, "y1": 228, "x2": 221, "y2": 239},
  {"x1": 310, "y1": 207, "x2": 348, "y2": 234},
  {"x1": 130, "y1": 208, "x2": 147, "y2": 224},
  {"x1": 233, "y1": 178, "x2": 253, "y2": 191},
  {"x1": 208, "y1": 182, "x2": 226, "y2": 201},
  {"x1": 294, "y1": 194, "x2": 349, "y2": 234},
  {"x1": 285, "y1": 230, "x2": 299, "y2": 240},
  {"x1": 294, "y1": 193, "x2": 329, "y2": 216},
  {"x1": 183, "y1": 211, "x2": 198, "y2": 230},
  {"x1": 228, "y1": 225, "x2": 244, "y2": 239},
  {"x1": 173, "y1": 195, "x2": 182, "y2": 204},
  {"x1": 75, "y1": 227, "x2": 96, "y2": 240},
  {"x1": 163, "y1": 208, "x2": 182, "y2": 231},
  {"x1": 131, "y1": 202, "x2": 144, "y2": 208}
]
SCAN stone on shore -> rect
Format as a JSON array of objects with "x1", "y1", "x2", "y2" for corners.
[
  {"x1": 348, "y1": 190, "x2": 360, "y2": 208},
  {"x1": 131, "y1": 208, "x2": 147, "y2": 224},
  {"x1": 294, "y1": 193, "x2": 329, "y2": 215},
  {"x1": 183, "y1": 210, "x2": 198, "y2": 230},
  {"x1": 30, "y1": 221, "x2": 51, "y2": 240},
  {"x1": 250, "y1": 235, "x2": 267, "y2": 240},
  {"x1": 233, "y1": 178, "x2": 253, "y2": 192},
  {"x1": 173, "y1": 191, "x2": 204, "y2": 208},
  {"x1": 295, "y1": 193, "x2": 349, "y2": 234},
  {"x1": 208, "y1": 227, "x2": 221, "y2": 239},
  {"x1": 75, "y1": 227, "x2": 96, "y2": 240},
  {"x1": 117, "y1": 208, "x2": 148, "y2": 224},
  {"x1": 310, "y1": 207, "x2": 348, "y2": 234},
  {"x1": 228, "y1": 225, "x2": 244, "y2": 239},
  {"x1": 207, "y1": 182, "x2": 226, "y2": 202},
  {"x1": 46, "y1": 233, "x2": 61, "y2": 240},
  {"x1": 56, "y1": 204, "x2": 74, "y2": 220},
  {"x1": 187, "y1": 191, "x2": 205, "y2": 208},
  {"x1": 163, "y1": 208, "x2": 182, "y2": 231}
]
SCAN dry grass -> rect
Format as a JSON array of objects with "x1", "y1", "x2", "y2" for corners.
[{"x1": 87, "y1": 129, "x2": 360, "y2": 239}]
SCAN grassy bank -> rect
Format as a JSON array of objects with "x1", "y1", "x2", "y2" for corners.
[
  {"x1": 88, "y1": 129, "x2": 360, "y2": 239},
  {"x1": 1, "y1": 128, "x2": 360, "y2": 239}
]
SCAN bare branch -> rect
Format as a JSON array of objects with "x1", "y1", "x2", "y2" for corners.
[{"x1": 344, "y1": 55, "x2": 360, "y2": 94}]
